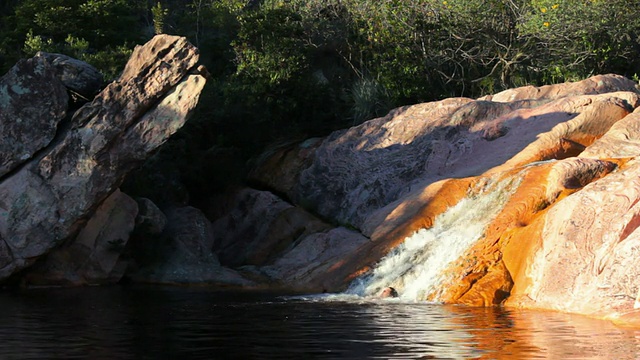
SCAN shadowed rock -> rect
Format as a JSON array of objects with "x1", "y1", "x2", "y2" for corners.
[
  {"x1": 38, "y1": 52, "x2": 103, "y2": 100},
  {"x1": 0, "y1": 35, "x2": 206, "y2": 281},
  {"x1": 127, "y1": 206, "x2": 253, "y2": 286},
  {"x1": 21, "y1": 189, "x2": 138, "y2": 285},
  {"x1": 0, "y1": 53, "x2": 68, "y2": 177}
]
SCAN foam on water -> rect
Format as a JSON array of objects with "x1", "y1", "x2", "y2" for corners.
[{"x1": 346, "y1": 175, "x2": 522, "y2": 301}]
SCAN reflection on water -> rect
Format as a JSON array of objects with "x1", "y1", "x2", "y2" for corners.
[{"x1": 0, "y1": 286, "x2": 639, "y2": 359}]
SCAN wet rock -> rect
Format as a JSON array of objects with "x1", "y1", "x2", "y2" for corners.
[
  {"x1": 248, "y1": 72, "x2": 640, "y2": 319},
  {"x1": 505, "y1": 159, "x2": 640, "y2": 324}
]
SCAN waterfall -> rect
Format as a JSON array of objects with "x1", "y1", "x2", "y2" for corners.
[{"x1": 347, "y1": 175, "x2": 522, "y2": 301}]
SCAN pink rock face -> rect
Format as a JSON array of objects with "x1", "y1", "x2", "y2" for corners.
[
  {"x1": 501, "y1": 99, "x2": 640, "y2": 322},
  {"x1": 244, "y1": 74, "x2": 640, "y2": 322},
  {"x1": 507, "y1": 160, "x2": 640, "y2": 322},
  {"x1": 480, "y1": 74, "x2": 639, "y2": 102}
]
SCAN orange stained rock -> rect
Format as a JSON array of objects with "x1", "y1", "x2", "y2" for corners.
[
  {"x1": 314, "y1": 177, "x2": 476, "y2": 292},
  {"x1": 373, "y1": 177, "x2": 476, "y2": 253},
  {"x1": 436, "y1": 157, "x2": 619, "y2": 306},
  {"x1": 489, "y1": 96, "x2": 633, "y2": 174}
]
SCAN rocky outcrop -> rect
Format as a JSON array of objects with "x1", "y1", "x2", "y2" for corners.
[
  {"x1": 22, "y1": 189, "x2": 138, "y2": 285},
  {"x1": 38, "y1": 52, "x2": 103, "y2": 100},
  {"x1": 0, "y1": 53, "x2": 68, "y2": 177},
  {"x1": 0, "y1": 35, "x2": 206, "y2": 282},
  {"x1": 212, "y1": 188, "x2": 331, "y2": 267},
  {"x1": 479, "y1": 73, "x2": 639, "y2": 102},
  {"x1": 127, "y1": 206, "x2": 253, "y2": 286},
  {"x1": 240, "y1": 73, "x2": 640, "y2": 325}
]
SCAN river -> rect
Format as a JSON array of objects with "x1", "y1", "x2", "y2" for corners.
[{"x1": 0, "y1": 285, "x2": 637, "y2": 359}]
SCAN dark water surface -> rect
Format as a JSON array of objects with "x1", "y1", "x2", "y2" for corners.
[{"x1": 0, "y1": 286, "x2": 638, "y2": 359}]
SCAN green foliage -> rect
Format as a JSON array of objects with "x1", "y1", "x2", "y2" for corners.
[
  {"x1": 349, "y1": 77, "x2": 391, "y2": 125},
  {"x1": 519, "y1": 0, "x2": 640, "y2": 82},
  {"x1": 3, "y1": 0, "x2": 640, "y2": 209},
  {"x1": 1, "y1": 0, "x2": 148, "y2": 77},
  {"x1": 151, "y1": 2, "x2": 168, "y2": 35}
]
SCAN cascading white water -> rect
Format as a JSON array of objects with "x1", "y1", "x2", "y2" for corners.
[{"x1": 347, "y1": 175, "x2": 522, "y2": 301}]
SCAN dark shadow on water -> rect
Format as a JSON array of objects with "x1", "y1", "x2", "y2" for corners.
[{"x1": 0, "y1": 285, "x2": 639, "y2": 359}]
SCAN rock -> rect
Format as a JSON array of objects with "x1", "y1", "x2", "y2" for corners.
[
  {"x1": 505, "y1": 159, "x2": 640, "y2": 323},
  {"x1": 38, "y1": 52, "x2": 103, "y2": 100},
  {"x1": 134, "y1": 197, "x2": 167, "y2": 235},
  {"x1": 288, "y1": 90, "x2": 638, "y2": 237},
  {"x1": 479, "y1": 74, "x2": 639, "y2": 102},
  {"x1": 579, "y1": 107, "x2": 640, "y2": 159},
  {"x1": 246, "y1": 71, "x2": 640, "y2": 323},
  {"x1": 249, "y1": 138, "x2": 322, "y2": 199},
  {"x1": 21, "y1": 189, "x2": 138, "y2": 285},
  {"x1": 127, "y1": 206, "x2": 253, "y2": 286},
  {"x1": 0, "y1": 35, "x2": 206, "y2": 281},
  {"x1": 258, "y1": 227, "x2": 370, "y2": 292},
  {"x1": 0, "y1": 53, "x2": 68, "y2": 177},
  {"x1": 212, "y1": 188, "x2": 331, "y2": 267}
]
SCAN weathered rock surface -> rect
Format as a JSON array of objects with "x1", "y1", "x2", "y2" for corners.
[
  {"x1": 479, "y1": 73, "x2": 639, "y2": 102},
  {"x1": 245, "y1": 74, "x2": 640, "y2": 325},
  {"x1": 38, "y1": 52, "x2": 103, "y2": 100},
  {"x1": 258, "y1": 227, "x2": 370, "y2": 291},
  {"x1": 0, "y1": 53, "x2": 68, "y2": 177},
  {"x1": 0, "y1": 35, "x2": 206, "y2": 281},
  {"x1": 22, "y1": 189, "x2": 138, "y2": 285},
  {"x1": 127, "y1": 206, "x2": 252, "y2": 286},
  {"x1": 254, "y1": 87, "x2": 638, "y2": 238},
  {"x1": 212, "y1": 188, "x2": 331, "y2": 267}
]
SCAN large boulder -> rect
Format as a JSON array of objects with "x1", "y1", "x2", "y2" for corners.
[
  {"x1": 245, "y1": 73, "x2": 640, "y2": 326},
  {"x1": 261, "y1": 88, "x2": 637, "y2": 238},
  {"x1": 127, "y1": 206, "x2": 253, "y2": 286},
  {"x1": 212, "y1": 188, "x2": 331, "y2": 267},
  {"x1": 500, "y1": 108, "x2": 640, "y2": 324},
  {"x1": 38, "y1": 52, "x2": 103, "y2": 100},
  {"x1": 0, "y1": 53, "x2": 68, "y2": 177},
  {"x1": 0, "y1": 35, "x2": 206, "y2": 281},
  {"x1": 21, "y1": 189, "x2": 138, "y2": 285}
]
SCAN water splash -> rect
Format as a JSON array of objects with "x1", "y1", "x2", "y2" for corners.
[{"x1": 347, "y1": 175, "x2": 522, "y2": 301}]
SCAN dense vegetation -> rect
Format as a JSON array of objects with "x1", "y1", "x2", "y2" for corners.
[{"x1": 1, "y1": 0, "x2": 639, "y2": 210}]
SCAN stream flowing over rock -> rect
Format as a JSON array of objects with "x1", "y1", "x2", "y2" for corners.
[
  {"x1": 224, "y1": 73, "x2": 640, "y2": 325},
  {"x1": 4, "y1": 39, "x2": 640, "y2": 328}
]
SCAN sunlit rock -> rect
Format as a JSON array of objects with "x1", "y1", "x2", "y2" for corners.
[
  {"x1": 504, "y1": 159, "x2": 640, "y2": 321},
  {"x1": 248, "y1": 71, "x2": 640, "y2": 326},
  {"x1": 0, "y1": 35, "x2": 206, "y2": 281},
  {"x1": 480, "y1": 74, "x2": 639, "y2": 102}
]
